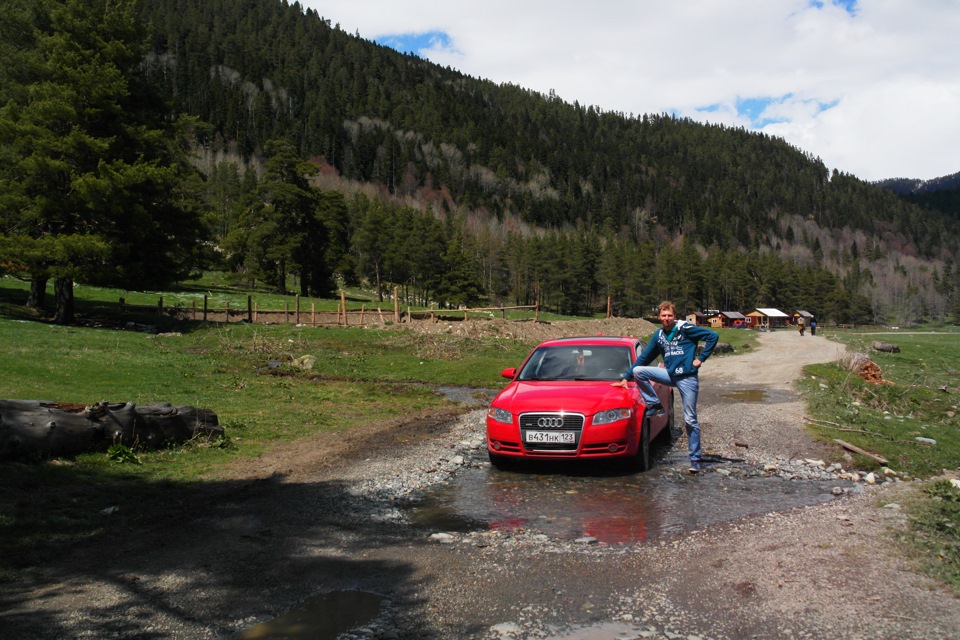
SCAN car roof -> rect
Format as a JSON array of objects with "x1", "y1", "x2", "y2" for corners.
[{"x1": 536, "y1": 335, "x2": 638, "y2": 348}]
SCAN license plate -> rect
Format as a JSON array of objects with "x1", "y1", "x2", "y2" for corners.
[{"x1": 524, "y1": 430, "x2": 576, "y2": 444}]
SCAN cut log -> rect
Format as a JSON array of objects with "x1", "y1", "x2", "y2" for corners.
[
  {"x1": 0, "y1": 400, "x2": 222, "y2": 461},
  {"x1": 871, "y1": 341, "x2": 900, "y2": 353}
]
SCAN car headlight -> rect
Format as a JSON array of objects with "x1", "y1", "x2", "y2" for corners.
[
  {"x1": 593, "y1": 408, "x2": 632, "y2": 425},
  {"x1": 487, "y1": 407, "x2": 513, "y2": 424}
]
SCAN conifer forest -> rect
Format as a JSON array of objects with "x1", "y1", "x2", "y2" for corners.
[{"x1": 2, "y1": 0, "x2": 959, "y2": 325}]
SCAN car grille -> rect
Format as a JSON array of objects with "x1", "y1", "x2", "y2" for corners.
[{"x1": 519, "y1": 412, "x2": 584, "y2": 451}]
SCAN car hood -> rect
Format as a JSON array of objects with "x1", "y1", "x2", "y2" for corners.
[{"x1": 492, "y1": 381, "x2": 636, "y2": 415}]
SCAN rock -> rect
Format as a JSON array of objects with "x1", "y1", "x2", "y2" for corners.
[
  {"x1": 490, "y1": 622, "x2": 522, "y2": 636},
  {"x1": 574, "y1": 536, "x2": 598, "y2": 544},
  {"x1": 293, "y1": 355, "x2": 316, "y2": 370},
  {"x1": 915, "y1": 437, "x2": 937, "y2": 445},
  {"x1": 865, "y1": 472, "x2": 877, "y2": 484},
  {"x1": 871, "y1": 341, "x2": 900, "y2": 353},
  {"x1": 429, "y1": 532, "x2": 455, "y2": 544},
  {"x1": 831, "y1": 487, "x2": 844, "y2": 496}
]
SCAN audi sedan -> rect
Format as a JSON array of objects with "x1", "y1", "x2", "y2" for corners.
[{"x1": 486, "y1": 336, "x2": 674, "y2": 471}]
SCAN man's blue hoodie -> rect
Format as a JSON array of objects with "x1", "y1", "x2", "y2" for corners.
[{"x1": 626, "y1": 320, "x2": 719, "y2": 380}]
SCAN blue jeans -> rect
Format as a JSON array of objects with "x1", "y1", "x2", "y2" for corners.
[{"x1": 630, "y1": 366, "x2": 702, "y2": 462}]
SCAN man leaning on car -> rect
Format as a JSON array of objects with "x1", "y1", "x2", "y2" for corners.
[{"x1": 613, "y1": 301, "x2": 718, "y2": 473}]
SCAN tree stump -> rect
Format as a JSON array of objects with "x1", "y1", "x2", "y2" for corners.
[
  {"x1": 0, "y1": 400, "x2": 222, "y2": 461},
  {"x1": 840, "y1": 353, "x2": 892, "y2": 385}
]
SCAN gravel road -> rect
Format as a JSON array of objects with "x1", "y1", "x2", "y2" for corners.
[{"x1": 3, "y1": 328, "x2": 959, "y2": 640}]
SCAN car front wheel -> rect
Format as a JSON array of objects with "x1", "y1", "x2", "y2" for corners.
[
  {"x1": 630, "y1": 415, "x2": 651, "y2": 472},
  {"x1": 488, "y1": 451, "x2": 513, "y2": 471}
]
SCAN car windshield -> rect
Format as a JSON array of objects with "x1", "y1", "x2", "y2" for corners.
[{"x1": 517, "y1": 345, "x2": 632, "y2": 381}]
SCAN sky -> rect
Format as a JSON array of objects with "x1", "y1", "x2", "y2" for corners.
[{"x1": 299, "y1": 0, "x2": 960, "y2": 183}]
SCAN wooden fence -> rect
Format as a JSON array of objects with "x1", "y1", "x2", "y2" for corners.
[{"x1": 118, "y1": 290, "x2": 539, "y2": 327}]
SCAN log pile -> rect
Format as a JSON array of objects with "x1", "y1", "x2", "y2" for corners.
[{"x1": 0, "y1": 400, "x2": 222, "y2": 461}]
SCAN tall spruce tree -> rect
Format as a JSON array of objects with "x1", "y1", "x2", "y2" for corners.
[{"x1": 0, "y1": 0, "x2": 207, "y2": 323}]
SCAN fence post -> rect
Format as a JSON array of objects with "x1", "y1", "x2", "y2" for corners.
[
  {"x1": 225, "y1": 301, "x2": 230, "y2": 322},
  {"x1": 360, "y1": 305, "x2": 365, "y2": 324},
  {"x1": 393, "y1": 287, "x2": 400, "y2": 324},
  {"x1": 284, "y1": 302, "x2": 289, "y2": 323},
  {"x1": 341, "y1": 290, "x2": 347, "y2": 326},
  {"x1": 295, "y1": 294, "x2": 300, "y2": 325},
  {"x1": 534, "y1": 302, "x2": 539, "y2": 322},
  {"x1": 607, "y1": 295, "x2": 612, "y2": 319},
  {"x1": 157, "y1": 296, "x2": 163, "y2": 317},
  {"x1": 501, "y1": 306, "x2": 506, "y2": 320},
  {"x1": 203, "y1": 295, "x2": 208, "y2": 322},
  {"x1": 119, "y1": 297, "x2": 125, "y2": 314},
  {"x1": 247, "y1": 296, "x2": 252, "y2": 323},
  {"x1": 311, "y1": 302, "x2": 316, "y2": 326}
]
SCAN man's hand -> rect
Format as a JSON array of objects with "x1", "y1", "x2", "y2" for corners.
[
  {"x1": 693, "y1": 358, "x2": 703, "y2": 368},
  {"x1": 611, "y1": 379, "x2": 628, "y2": 388}
]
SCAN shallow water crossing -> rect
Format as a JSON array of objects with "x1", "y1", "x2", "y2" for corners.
[{"x1": 411, "y1": 456, "x2": 850, "y2": 544}]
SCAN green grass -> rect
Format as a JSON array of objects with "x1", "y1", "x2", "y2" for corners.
[
  {"x1": 0, "y1": 273, "x2": 543, "y2": 318},
  {"x1": 0, "y1": 282, "x2": 538, "y2": 578},
  {"x1": 899, "y1": 479, "x2": 960, "y2": 596},
  {"x1": 800, "y1": 327, "x2": 960, "y2": 594},
  {"x1": 799, "y1": 328, "x2": 960, "y2": 477}
]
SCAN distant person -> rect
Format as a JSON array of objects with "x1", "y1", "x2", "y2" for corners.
[
  {"x1": 613, "y1": 300, "x2": 719, "y2": 473},
  {"x1": 798, "y1": 316, "x2": 805, "y2": 336},
  {"x1": 810, "y1": 319, "x2": 817, "y2": 336}
]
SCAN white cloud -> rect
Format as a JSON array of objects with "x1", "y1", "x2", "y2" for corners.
[{"x1": 301, "y1": 0, "x2": 960, "y2": 181}]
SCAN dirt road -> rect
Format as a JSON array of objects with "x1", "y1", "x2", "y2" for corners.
[{"x1": 3, "y1": 327, "x2": 959, "y2": 640}]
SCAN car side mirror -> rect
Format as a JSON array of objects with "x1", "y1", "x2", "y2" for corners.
[{"x1": 501, "y1": 367, "x2": 517, "y2": 379}]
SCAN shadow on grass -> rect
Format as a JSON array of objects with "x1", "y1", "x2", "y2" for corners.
[{"x1": 0, "y1": 284, "x2": 223, "y2": 336}]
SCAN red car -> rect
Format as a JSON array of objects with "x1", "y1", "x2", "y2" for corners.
[{"x1": 486, "y1": 336, "x2": 674, "y2": 471}]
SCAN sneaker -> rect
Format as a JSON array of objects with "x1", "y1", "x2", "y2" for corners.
[
  {"x1": 644, "y1": 402, "x2": 663, "y2": 417},
  {"x1": 688, "y1": 461, "x2": 701, "y2": 473}
]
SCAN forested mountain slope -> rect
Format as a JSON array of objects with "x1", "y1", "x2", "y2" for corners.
[{"x1": 129, "y1": 0, "x2": 959, "y2": 324}]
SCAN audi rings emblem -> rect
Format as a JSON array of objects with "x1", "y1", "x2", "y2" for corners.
[{"x1": 537, "y1": 416, "x2": 564, "y2": 428}]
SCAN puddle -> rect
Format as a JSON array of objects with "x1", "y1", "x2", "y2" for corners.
[
  {"x1": 410, "y1": 460, "x2": 849, "y2": 544},
  {"x1": 719, "y1": 388, "x2": 768, "y2": 402},
  {"x1": 432, "y1": 385, "x2": 496, "y2": 406},
  {"x1": 241, "y1": 590, "x2": 383, "y2": 640},
  {"x1": 400, "y1": 383, "x2": 497, "y2": 406}
]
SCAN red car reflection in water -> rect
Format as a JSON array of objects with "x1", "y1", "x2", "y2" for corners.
[
  {"x1": 484, "y1": 480, "x2": 655, "y2": 544},
  {"x1": 486, "y1": 336, "x2": 674, "y2": 472}
]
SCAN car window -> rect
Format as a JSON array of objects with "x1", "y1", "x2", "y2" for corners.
[{"x1": 517, "y1": 345, "x2": 632, "y2": 381}]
